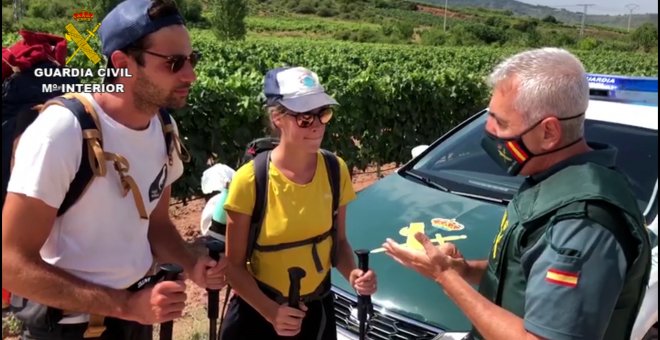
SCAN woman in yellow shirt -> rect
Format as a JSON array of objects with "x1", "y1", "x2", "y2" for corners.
[{"x1": 220, "y1": 66, "x2": 377, "y2": 339}]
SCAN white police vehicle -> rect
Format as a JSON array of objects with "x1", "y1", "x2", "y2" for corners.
[
  {"x1": 335, "y1": 73, "x2": 658, "y2": 340},
  {"x1": 584, "y1": 74, "x2": 658, "y2": 340}
]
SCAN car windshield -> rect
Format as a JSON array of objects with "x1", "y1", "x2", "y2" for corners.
[{"x1": 410, "y1": 110, "x2": 658, "y2": 216}]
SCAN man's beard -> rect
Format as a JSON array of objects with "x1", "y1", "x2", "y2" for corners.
[{"x1": 133, "y1": 68, "x2": 188, "y2": 112}]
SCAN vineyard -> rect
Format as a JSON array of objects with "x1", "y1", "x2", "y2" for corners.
[
  {"x1": 2, "y1": 29, "x2": 658, "y2": 199},
  {"x1": 246, "y1": 16, "x2": 381, "y2": 35}
]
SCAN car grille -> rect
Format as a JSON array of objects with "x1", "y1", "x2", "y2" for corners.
[{"x1": 333, "y1": 288, "x2": 441, "y2": 340}]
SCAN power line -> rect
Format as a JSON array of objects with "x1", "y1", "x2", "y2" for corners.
[
  {"x1": 575, "y1": 4, "x2": 595, "y2": 37},
  {"x1": 552, "y1": 4, "x2": 632, "y2": 14},
  {"x1": 625, "y1": 3, "x2": 640, "y2": 32}
]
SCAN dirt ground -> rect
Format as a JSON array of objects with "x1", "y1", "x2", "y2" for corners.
[
  {"x1": 2, "y1": 163, "x2": 396, "y2": 340},
  {"x1": 415, "y1": 4, "x2": 472, "y2": 20}
]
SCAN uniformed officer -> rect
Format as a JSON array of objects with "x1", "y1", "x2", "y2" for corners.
[{"x1": 383, "y1": 47, "x2": 651, "y2": 340}]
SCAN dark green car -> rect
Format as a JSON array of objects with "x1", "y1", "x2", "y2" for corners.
[{"x1": 332, "y1": 76, "x2": 659, "y2": 340}]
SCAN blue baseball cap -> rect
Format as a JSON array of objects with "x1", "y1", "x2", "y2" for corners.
[
  {"x1": 99, "y1": 0, "x2": 185, "y2": 58},
  {"x1": 264, "y1": 66, "x2": 338, "y2": 113}
]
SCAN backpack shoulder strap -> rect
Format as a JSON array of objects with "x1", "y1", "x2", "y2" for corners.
[
  {"x1": 40, "y1": 94, "x2": 105, "y2": 217},
  {"x1": 40, "y1": 94, "x2": 149, "y2": 219},
  {"x1": 245, "y1": 150, "x2": 341, "y2": 266},
  {"x1": 246, "y1": 150, "x2": 271, "y2": 262},
  {"x1": 158, "y1": 109, "x2": 173, "y2": 158},
  {"x1": 157, "y1": 109, "x2": 191, "y2": 164},
  {"x1": 320, "y1": 149, "x2": 340, "y2": 213},
  {"x1": 320, "y1": 149, "x2": 341, "y2": 266}
]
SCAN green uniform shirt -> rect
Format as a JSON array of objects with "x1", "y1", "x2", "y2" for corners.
[
  {"x1": 520, "y1": 146, "x2": 629, "y2": 340},
  {"x1": 523, "y1": 218, "x2": 627, "y2": 339}
]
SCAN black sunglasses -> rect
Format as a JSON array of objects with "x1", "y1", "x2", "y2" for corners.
[
  {"x1": 142, "y1": 50, "x2": 202, "y2": 73},
  {"x1": 287, "y1": 107, "x2": 334, "y2": 128}
]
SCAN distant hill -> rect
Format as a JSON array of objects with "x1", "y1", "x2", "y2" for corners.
[{"x1": 415, "y1": 0, "x2": 658, "y2": 30}]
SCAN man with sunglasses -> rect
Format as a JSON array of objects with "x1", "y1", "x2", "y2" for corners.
[
  {"x1": 384, "y1": 48, "x2": 651, "y2": 340},
  {"x1": 2, "y1": 0, "x2": 227, "y2": 339}
]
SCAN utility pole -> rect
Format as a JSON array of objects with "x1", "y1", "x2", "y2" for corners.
[
  {"x1": 625, "y1": 3, "x2": 640, "y2": 32},
  {"x1": 576, "y1": 4, "x2": 595, "y2": 38},
  {"x1": 444, "y1": 0, "x2": 449, "y2": 32},
  {"x1": 13, "y1": 0, "x2": 22, "y2": 23}
]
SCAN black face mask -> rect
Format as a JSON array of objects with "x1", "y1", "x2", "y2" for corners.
[{"x1": 481, "y1": 112, "x2": 584, "y2": 176}]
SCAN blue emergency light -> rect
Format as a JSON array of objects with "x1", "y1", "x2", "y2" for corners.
[{"x1": 587, "y1": 73, "x2": 658, "y2": 106}]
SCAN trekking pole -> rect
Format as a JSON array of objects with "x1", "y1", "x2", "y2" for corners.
[
  {"x1": 355, "y1": 249, "x2": 372, "y2": 340},
  {"x1": 159, "y1": 263, "x2": 183, "y2": 340},
  {"x1": 287, "y1": 267, "x2": 306, "y2": 308},
  {"x1": 286, "y1": 267, "x2": 306, "y2": 339},
  {"x1": 206, "y1": 239, "x2": 225, "y2": 340}
]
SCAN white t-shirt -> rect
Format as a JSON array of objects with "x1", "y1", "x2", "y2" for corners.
[{"x1": 7, "y1": 93, "x2": 184, "y2": 289}]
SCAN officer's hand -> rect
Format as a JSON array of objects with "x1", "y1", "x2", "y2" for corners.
[
  {"x1": 189, "y1": 255, "x2": 228, "y2": 290},
  {"x1": 416, "y1": 232, "x2": 468, "y2": 276},
  {"x1": 350, "y1": 269, "x2": 377, "y2": 296},
  {"x1": 126, "y1": 279, "x2": 187, "y2": 325},
  {"x1": 383, "y1": 233, "x2": 465, "y2": 280},
  {"x1": 268, "y1": 302, "x2": 308, "y2": 337}
]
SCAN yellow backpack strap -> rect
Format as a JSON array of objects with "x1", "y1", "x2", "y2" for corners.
[
  {"x1": 66, "y1": 94, "x2": 148, "y2": 219},
  {"x1": 39, "y1": 93, "x2": 107, "y2": 178},
  {"x1": 104, "y1": 152, "x2": 148, "y2": 219},
  {"x1": 39, "y1": 93, "x2": 148, "y2": 220},
  {"x1": 36, "y1": 94, "x2": 106, "y2": 216},
  {"x1": 82, "y1": 314, "x2": 106, "y2": 338}
]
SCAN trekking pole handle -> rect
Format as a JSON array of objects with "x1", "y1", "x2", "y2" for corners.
[
  {"x1": 355, "y1": 249, "x2": 369, "y2": 273},
  {"x1": 206, "y1": 239, "x2": 225, "y2": 319},
  {"x1": 207, "y1": 239, "x2": 224, "y2": 270},
  {"x1": 354, "y1": 249, "x2": 371, "y2": 299},
  {"x1": 161, "y1": 264, "x2": 182, "y2": 281},
  {"x1": 287, "y1": 267, "x2": 306, "y2": 308},
  {"x1": 159, "y1": 264, "x2": 183, "y2": 340}
]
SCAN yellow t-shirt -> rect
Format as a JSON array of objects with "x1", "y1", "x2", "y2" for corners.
[{"x1": 224, "y1": 151, "x2": 356, "y2": 296}]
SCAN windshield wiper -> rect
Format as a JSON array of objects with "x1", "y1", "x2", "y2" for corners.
[
  {"x1": 449, "y1": 190, "x2": 510, "y2": 204},
  {"x1": 403, "y1": 170, "x2": 511, "y2": 204},
  {"x1": 402, "y1": 170, "x2": 449, "y2": 192}
]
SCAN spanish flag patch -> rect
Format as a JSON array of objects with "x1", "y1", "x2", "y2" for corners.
[{"x1": 545, "y1": 268, "x2": 579, "y2": 287}]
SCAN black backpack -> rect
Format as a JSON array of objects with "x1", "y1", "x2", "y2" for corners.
[
  {"x1": 1, "y1": 63, "x2": 190, "y2": 219},
  {"x1": 239, "y1": 136, "x2": 279, "y2": 168},
  {"x1": 237, "y1": 136, "x2": 341, "y2": 270},
  {"x1": 247, "y1": 147, "x2": 340, "y2": 269},
  {"x1": 1, "y1": 60, "x2": 78, "y2": 209},
  {"x1": 213, "y1": 137, "x2": 340, "y2": 329},
  {"x1": 2, "y1": 33, "x2": 190, "y2": 329},
  {"x1": 3, "y1": 67, "x2": 191, "y2": 330}
]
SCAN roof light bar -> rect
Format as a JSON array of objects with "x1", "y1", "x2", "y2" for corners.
[{"x1": 587, "y1": 73, "x2": 658, "y2": 105}]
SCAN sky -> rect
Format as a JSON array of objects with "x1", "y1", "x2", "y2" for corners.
[{"x1": 516, "y1": 0, "x2": 658, "y2": 15}]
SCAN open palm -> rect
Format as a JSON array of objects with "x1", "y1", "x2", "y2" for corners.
[{"x1": 383, "y1": 232, "x2": 465, "y2": 280}]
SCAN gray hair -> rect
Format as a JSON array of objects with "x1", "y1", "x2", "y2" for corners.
[{"x1": 487, "y1": 47, "x2": 589, "y2": 142}]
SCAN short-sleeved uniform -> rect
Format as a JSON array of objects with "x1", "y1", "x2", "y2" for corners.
[{"x1": 515, "y1": 149, "x2": 630, "y2": 340}]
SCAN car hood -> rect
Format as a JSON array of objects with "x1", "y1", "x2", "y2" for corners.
[{"x1": 332, "y1": 172, "x2": 505, "y2": 332}]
